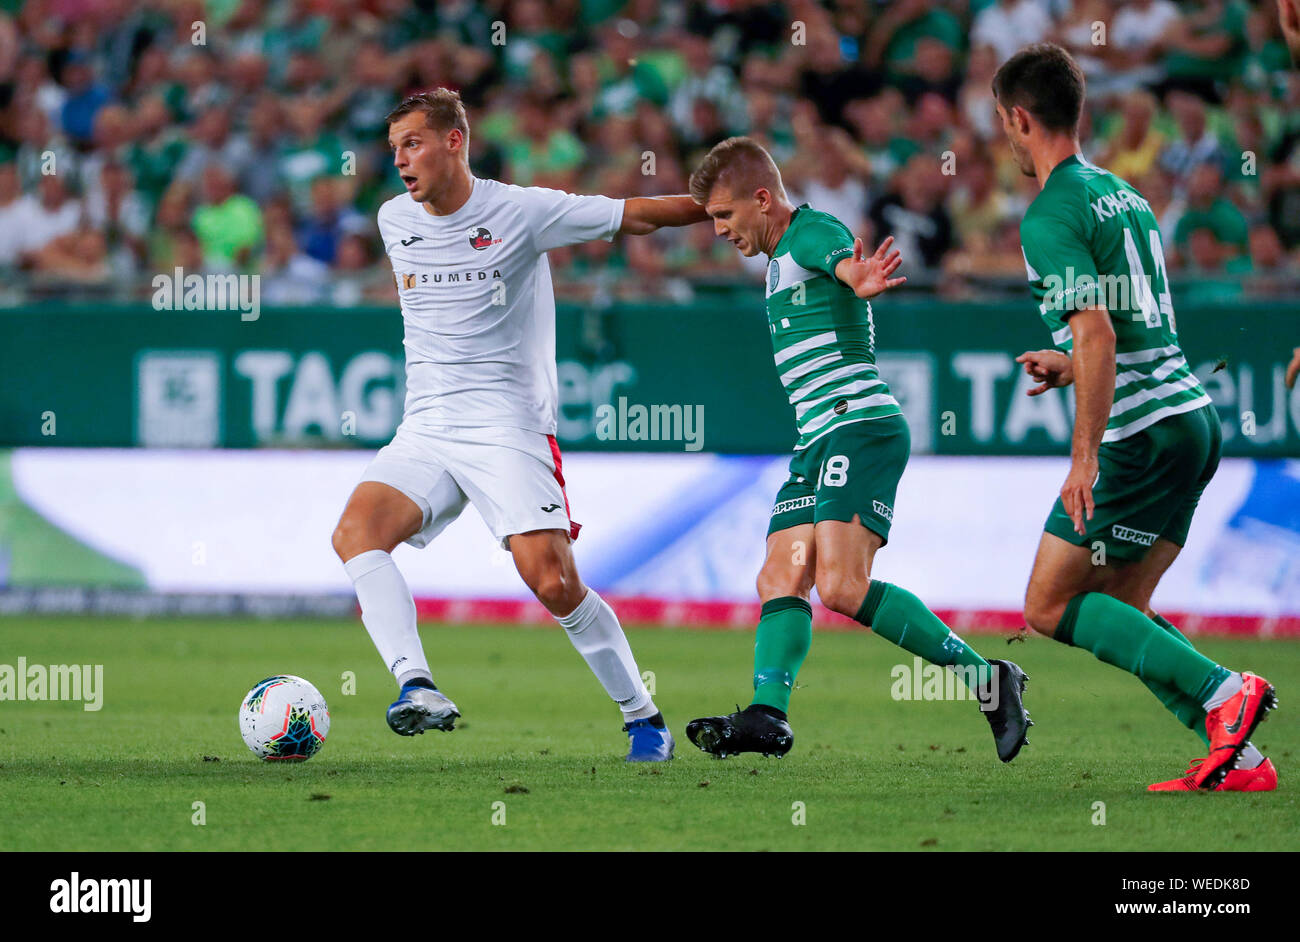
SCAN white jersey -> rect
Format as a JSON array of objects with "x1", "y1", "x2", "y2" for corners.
[{"x1": 377, "y1": 177, "x2": 625, "y2": 434}]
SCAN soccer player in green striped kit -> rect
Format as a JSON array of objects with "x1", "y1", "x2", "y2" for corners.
[
  {"x1": 995, "y1": 44, "x2": 1277, "y2": 791},
  {"x1": 683, "y1": 136, "x2": 1032, "y2": 763}
]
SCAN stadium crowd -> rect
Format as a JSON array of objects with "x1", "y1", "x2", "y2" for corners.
[{"x1": 0, "y1": 0, "x2": 1297, "y2": 304}]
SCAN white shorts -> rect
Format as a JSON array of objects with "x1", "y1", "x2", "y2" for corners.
[{"x1": 360, "y1": 423, "x2": 581, "y2": 550}]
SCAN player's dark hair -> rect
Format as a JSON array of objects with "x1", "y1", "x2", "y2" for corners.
[
  {"x1": 991, "y1": 43, "x2": 1085, "y2": 135},
  {"x1": 688, "y1": 136, "x2": 785, "y2": 205},
  {"x1": 386, "y1": 87, "x2": 470, "y2": 141}
]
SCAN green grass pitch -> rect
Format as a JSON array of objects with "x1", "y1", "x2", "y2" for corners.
[{"x1": 1, "y1": 616, "x2": 1297, "y2": 851}]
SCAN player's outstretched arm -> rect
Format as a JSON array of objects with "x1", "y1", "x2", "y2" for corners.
[
  {"x1": 1061, "y1": 306, "x2": 1115, "y2": 535},
  {"x1": 619, "y1": 195, "x2": 710, "y2": 235},
  {"x1": 834, "y1": 236, "x2": 906, "y2": 299}
]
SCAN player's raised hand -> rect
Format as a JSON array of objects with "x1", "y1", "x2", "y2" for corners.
[
  {"x1": 1015, "y1": 349, "x2": 1074, "y2": 395},
  {"x1": 838, "y1": 236, "x2": 906, "y2": 299},
  {"x1": 1286, "y1": 346, "x2": 1300, "y2": 390}
]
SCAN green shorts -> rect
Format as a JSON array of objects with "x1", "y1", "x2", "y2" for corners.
[
  {"x1": 768, "y1": 414, "x2": 911, "y2": 543},
  {"x1": 1044, "y1": 403, "x2": 1221, "y2": 562}
]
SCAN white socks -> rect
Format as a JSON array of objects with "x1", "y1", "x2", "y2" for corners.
[
  {"x1": 344, "y1": 556, "x2": 652, "y2": 719},
  {"x1": 1203, "y1": 671, "x2": 1243, "y2": 710},
  {"x1": 557, "y1": 588, "x2": 657, "y2": 720},
  {"x1": 344, "y1": 550, "x2": 432, "y2": 687},
  {"x1": 1237, "y1": 742, "x2": 1265, "y2": 770}
]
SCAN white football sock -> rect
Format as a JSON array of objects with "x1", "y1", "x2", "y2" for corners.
[
  {"x1": 344, "y1": 550, "x2": 431, "y2": 687},
  {"x1": 1203, "y1": 671, "x2": 1243, "y2": 710},
  {"x1": 556, "y1": 589, "x2": 656, "y2": 719},
  {"x1": 1237, "y1": 742, "x2": 1265, "y2": 770}
]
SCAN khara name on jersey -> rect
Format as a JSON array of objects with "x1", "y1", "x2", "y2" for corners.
[{"x1": 399, "y1": 268, "x2": 504, "y2": 289}]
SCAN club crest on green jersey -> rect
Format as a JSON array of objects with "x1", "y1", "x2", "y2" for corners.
[{"x1": 768, "y1": 258, "x2": 780, "y2": 294}]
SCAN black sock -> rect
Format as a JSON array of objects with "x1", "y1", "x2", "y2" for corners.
[
  {"x1": 746, "y1": 703, "x2": 787, "y2": 721},
  {"x1": 645, "y1": 711, "x2": 666, "y2": 729},
  {"x1": 403, "y1": 677, "x2": 436, "y2": 690}
]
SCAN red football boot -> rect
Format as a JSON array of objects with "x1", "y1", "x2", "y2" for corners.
[
  {"x1": 1149, "y1": 756, "x2": 1278, "y2": 792},
  {"x1": 1192, "y1": 673, "x2": 1278, "y2": 790}
]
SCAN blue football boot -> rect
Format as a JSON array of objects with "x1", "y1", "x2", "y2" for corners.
[{"x1": 623, "y1": 715, "x2": 675, "y2": 761}]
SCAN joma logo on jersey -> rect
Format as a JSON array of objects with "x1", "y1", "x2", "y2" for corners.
[
  {"x1": 1089, "y1": 189, "x2": 1151, "y2": 221},
  {"x1": 1111, "y1": 524, "x2": 1156, "y2": 546},
  {"x1": 398, "y1": 268, "x2": 505, "y2": 290},
  {"x1": 468, "y1": 226, "x2": 502, "y2": 250}
]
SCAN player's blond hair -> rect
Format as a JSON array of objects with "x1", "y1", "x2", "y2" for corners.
[
  {"x1": 688, "y1": 136, "x2": 786, "y2": 205},
  {"x1": 386, "y1": 88, "x2": 470, "y2": 142}
]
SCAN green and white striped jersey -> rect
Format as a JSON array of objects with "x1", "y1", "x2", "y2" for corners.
[
  {"x1": 766, "y1": 206, "x2": 902, "y2": 450},
  {"x1": 1021, "y1": 154, "x2": 1211, "y2": 442}
]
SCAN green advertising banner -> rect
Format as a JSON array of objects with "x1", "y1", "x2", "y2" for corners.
[{"x1": 3, "y1": 296, "x2": 1297, "y2": 456}]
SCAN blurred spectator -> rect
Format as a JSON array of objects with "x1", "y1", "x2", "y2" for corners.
[
  {"x1": 957, "y1": 44, "x2": 1001, "y2": 141},
  {"x1": 176, "y1": 107, "x2": 254, "y2": 186},
  {"x1": 330, "y1": 231, "x2": 395, "y2": 306},
  {"x1": 261, "y1": 222, "x2": 329, "y2": 305},
  {"x1": 1247, "y1": 223, "x2": 1292, "y2": 294},
  {"x1": 57, "y1": 49, "x2": 111, "y2": 145},
  {"x1": 127, "y1": 94, "x2": 188, "y2": 209},
  {"x1": 193, "y1": 164, "x2": 262, "y2": 268},
  {"x1": 502, "y1": 94, "x2": 585, "y2": 189},
  {"x1": 971, "y1": 0, "x2": 1050, "y2": 65},
  {"x1": 296, "y1": 176, "x2": 367, "y2": 266},
  {"x1": 670, "y1": 34, "x2": 747, "y2": 139},
  {"x1": 866, "y1": 0, "x2": 963, "y2": 90},
  {"x1": 1109, "y1": 0, "x2": 1181, "y2": 91},
  {"x1": 1159, "y1": 0, "x2": 1249, "y2": 102},
  {"x1": 84, "y1": 161, "x2": 149, "y2": 277},
  {"x1": 790, "y1": 127, "x2": 867, "y2": 235},
  {"x1": 9, "y1": 173, "x2": 82, "y2": 266},
  {"x1": 1159, "y1": 91, "x2": 1225, "y2": 188},
  {"x1": 948, "y1": 148, "x2": 1014, "y2": 251},
  {"x1": 1172, "y1": 161, "x2": 1250, "y2": 269},
  {"x1": 13, "y1": 106, "x2": 75, "y2": 190},
  {"x1": 1098, "y1": 91, "x2": 1166, "y2": 183},
  {"x1": 868, "y1": 154, "x2": 953, "y2": 272},
  {"x1": 1052, "y1": 0, "x2": 1113, "y2": 93},
  {"x1": 238, "y1": 95, "x2": 288, "y2": 206}
]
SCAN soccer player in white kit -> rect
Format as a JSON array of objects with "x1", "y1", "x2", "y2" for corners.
[{"x1": 331, "y1": 89, "x2": 708, "y2": 761}]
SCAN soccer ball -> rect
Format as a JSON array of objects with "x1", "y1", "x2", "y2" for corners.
[{"x1": 238, "y1": 675, "x2": 330, "y2": 762}]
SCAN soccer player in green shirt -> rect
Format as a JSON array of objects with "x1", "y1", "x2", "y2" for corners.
[
  {"x1": 994, "y1": 43, "x2": 1277, "y2": 791},
  {"x1": 682, "y1": 137, "x2": 1032, "y2": 764}
]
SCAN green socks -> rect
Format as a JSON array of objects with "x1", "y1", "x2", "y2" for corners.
[
  {"x1": 751, "y1": 597, "x2": 813, "y2": 713},
  {"x1": 854, "y1": 580, "x2": 992, "y2": 689},
  {"x1": 1056, "y1": 593, "x2": 1229, "y2": 707},
  {"x1": 1142, "y1": 612, "x2": 1211, "y2": 746}
]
